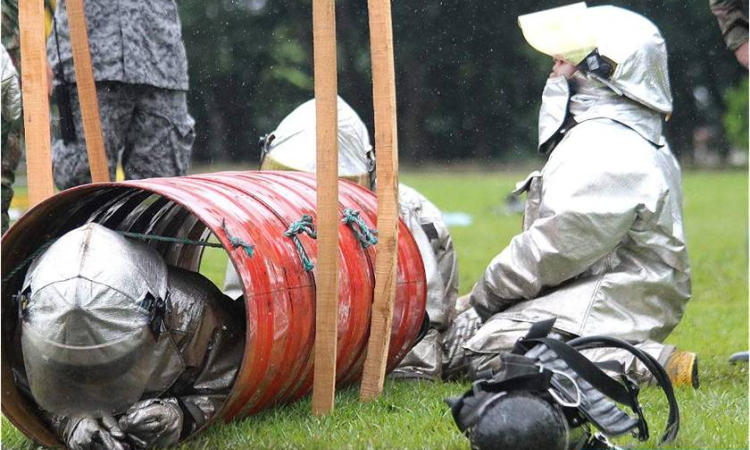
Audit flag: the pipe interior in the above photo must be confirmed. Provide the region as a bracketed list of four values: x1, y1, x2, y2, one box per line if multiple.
[2, 185, 242, 446]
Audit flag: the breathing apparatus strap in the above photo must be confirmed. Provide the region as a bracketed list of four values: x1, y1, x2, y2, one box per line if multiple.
[567, 335, 680, 444]
[514, 320, 679, 444]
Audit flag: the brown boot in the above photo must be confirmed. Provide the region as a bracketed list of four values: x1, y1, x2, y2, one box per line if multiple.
[665, 350, 700, 389]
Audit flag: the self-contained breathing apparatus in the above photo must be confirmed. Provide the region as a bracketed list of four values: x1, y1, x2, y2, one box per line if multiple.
[446, 319, 680, 450]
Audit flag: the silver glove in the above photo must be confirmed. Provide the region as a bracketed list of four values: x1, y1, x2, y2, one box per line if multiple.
[118, 398, 183, 449]
[1, 44, 21, 121]
[66, 416, 129, 450]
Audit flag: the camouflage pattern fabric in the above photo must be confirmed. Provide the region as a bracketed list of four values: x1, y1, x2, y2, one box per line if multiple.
[2, 0, 20, 52]
[710, 0, 749, 51]
[52, 81, 194, 189]
[48, 0, 188, 90]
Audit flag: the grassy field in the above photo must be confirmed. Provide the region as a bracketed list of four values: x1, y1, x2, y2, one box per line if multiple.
[2, 169, 748, 449]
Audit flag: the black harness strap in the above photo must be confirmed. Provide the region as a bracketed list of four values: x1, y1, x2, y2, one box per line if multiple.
[568, 335, 680, 444]
[525, 337, 636, 409]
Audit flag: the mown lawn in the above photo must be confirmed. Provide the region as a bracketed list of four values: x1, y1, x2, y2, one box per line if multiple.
[2, 169, 748, 449]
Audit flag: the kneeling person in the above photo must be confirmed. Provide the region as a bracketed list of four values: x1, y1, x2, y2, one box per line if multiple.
[18, 223, 244, 449]
[223, 97, 459, 380]
[448, 4, 695, 387]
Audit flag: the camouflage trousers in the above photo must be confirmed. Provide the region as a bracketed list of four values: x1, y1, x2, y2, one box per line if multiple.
[443, 307, 674, 384]
[1, 117, 21, 234]
[53, 81, 194, 190]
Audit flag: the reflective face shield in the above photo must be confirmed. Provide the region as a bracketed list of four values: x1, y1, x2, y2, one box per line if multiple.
[518, 2, 596, 67]
[518, 2, 673, 115]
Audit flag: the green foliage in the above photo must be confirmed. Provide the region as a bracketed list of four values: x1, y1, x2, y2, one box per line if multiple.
[724, 77, 749, 150]
[178, 1, 747, 164]
[2, 169, 747, 449]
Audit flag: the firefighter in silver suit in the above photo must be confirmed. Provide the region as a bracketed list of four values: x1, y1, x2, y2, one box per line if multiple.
[445, 4, 697, 387]
[18, 223, 244, 449]
[223, 97, 459, 380]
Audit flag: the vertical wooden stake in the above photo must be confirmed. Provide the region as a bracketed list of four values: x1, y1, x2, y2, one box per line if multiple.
[360, 0, 399, 402]
[20, 0, 54, 206]
[311, 0, 339, 416]
[66, 0, 110, 182]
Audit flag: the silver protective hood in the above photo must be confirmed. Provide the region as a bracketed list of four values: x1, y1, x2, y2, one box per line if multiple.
[520, 3, 673, 115]
[260, 96, 373, 186]
[20, 223, 169, 418]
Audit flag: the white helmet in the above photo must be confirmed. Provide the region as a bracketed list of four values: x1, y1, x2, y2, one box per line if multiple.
[259, 97, 375, 188]
[519, 2, 672, 115]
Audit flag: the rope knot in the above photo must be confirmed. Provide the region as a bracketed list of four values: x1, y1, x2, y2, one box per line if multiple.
[341, 208, 378, 248]
[221, 220, 255, 258]
[285, 215, 317, 271]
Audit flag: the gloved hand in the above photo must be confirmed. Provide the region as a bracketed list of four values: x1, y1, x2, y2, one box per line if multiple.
[1, 44, 21, 121]
[65, 416, 129, 450]
[118, 398, 183, 449]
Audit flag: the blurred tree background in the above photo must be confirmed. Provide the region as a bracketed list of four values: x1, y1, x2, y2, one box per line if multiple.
[178, 0, 749, 166]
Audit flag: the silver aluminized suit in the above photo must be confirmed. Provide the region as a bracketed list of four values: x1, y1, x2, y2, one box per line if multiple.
[18, 224, 243, 449]
[390, 183, 459, 380]
[448, 5, 691, 383]
[224, 97, 459, 380]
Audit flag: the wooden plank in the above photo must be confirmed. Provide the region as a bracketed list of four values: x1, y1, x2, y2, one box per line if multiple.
[311, 0, 339, 416]
[66, 0, 110, 183]
[360, 0, 399, 402]
[20, 0, 54, 206]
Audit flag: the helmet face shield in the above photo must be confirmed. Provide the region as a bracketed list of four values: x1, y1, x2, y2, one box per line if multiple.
[519, 2, 672, 114]
[21, 324, 158, 418]
[518, 2, 596, 66]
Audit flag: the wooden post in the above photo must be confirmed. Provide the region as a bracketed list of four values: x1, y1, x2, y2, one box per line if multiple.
[360, 0, 399, 402]
[20, 0, 54, 206]
[66, 0, 110, 182]
[311, 0, 339, 416]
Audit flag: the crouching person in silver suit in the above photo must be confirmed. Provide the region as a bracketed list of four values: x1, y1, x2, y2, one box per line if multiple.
[445, 4, 698, 388]
[223, 97, 459, 380]
[17, 223, 244, 449]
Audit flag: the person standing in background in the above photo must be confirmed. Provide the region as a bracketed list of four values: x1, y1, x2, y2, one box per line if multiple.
[710, 0, 749, 69]
[711, 0, 749, 364]
[48, 0, 195, 190]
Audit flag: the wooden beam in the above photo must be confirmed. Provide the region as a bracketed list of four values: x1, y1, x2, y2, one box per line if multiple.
[311, 0, 339, 416]
[360, 0, 399, 402]
[66, 0, 110, 183]
[20, 0, 54, 206]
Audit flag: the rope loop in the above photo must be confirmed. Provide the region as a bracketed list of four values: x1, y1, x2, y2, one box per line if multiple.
[220, 220, 255, 258]
[284, 214, 317, 271]
[341, 208, 378, 248]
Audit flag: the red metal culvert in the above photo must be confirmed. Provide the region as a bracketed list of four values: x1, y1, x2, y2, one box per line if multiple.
[1, 171, 426, 447]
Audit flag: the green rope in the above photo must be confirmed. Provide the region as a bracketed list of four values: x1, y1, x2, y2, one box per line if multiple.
[220, 220, 255, 257]
[2, 229, 226, 284]
[118, 231, 224, 249]
[2, 239, 59, 284]
[341, 208, 378, 248]
[284, 214, 317, 272]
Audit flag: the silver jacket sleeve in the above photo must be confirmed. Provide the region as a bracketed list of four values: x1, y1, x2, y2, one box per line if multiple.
[398, 184, 458, 331]
[1, 44, 21, 122]
[160, 266, 245, 436]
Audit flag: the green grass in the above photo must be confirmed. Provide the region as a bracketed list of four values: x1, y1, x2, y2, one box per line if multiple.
[2, 170, 748, 449]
